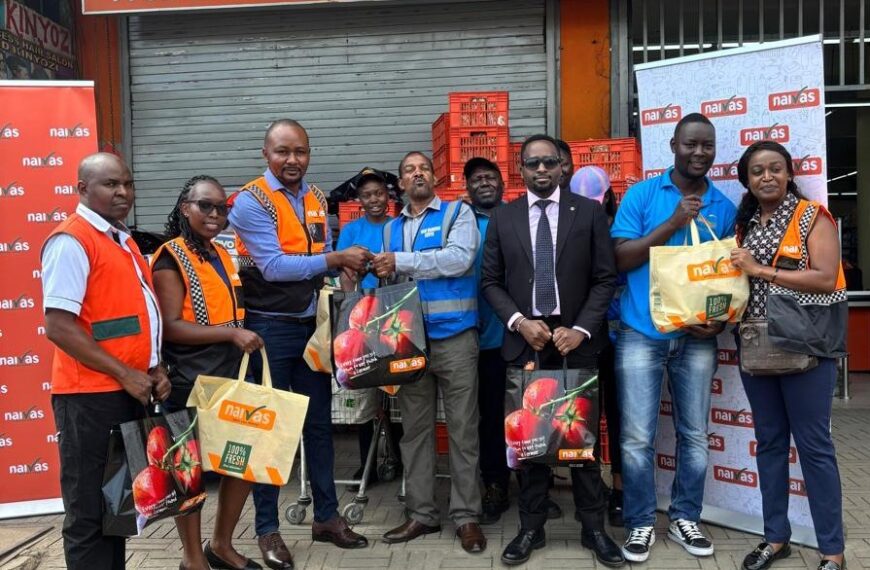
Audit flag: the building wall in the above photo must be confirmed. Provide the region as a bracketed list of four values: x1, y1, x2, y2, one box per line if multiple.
[559, 0, 611, 140]
[73, 9, 123, 155]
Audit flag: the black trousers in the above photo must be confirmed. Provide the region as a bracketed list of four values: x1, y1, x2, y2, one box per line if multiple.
[52, 391, 141, 570]
[597, 342, 622, 475]
[478, 348, 510, 487]
[519, 462, 607, 531]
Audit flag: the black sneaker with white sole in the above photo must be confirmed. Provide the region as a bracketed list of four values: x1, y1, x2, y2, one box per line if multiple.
[621, 526, 655, 562]
[668, 519, 714, 556]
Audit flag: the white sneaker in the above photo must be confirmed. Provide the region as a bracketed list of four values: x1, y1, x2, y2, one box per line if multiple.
[622, 526, 655, 562]
[668, 519, 714, 556]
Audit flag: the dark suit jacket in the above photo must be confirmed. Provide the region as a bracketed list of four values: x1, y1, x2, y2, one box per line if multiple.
[481, 189, 617, 367]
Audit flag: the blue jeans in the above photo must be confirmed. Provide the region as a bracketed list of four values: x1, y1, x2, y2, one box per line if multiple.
[245, 314, 337, 534]
[615, 325, 717, 529]
[740, 358, 844, 555]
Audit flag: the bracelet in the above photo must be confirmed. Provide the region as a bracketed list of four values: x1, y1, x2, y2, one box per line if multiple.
[514, 317, 527, 332]
[770, 268, 779, 284]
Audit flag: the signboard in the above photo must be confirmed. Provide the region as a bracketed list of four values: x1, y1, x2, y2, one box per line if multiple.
[635, 36, 827, 547]
[0, 80, 98, 519]
[82, 0, 391, 14]
[1, 0, 76, 80]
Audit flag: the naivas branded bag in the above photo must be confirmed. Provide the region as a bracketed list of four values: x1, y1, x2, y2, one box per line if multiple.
[504, 359, 599, 466]
[187, 348, 309, 485]
[650, 217, 749, 333]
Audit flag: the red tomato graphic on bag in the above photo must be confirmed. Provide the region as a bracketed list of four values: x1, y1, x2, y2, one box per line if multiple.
[522, 378, 559, 414]
[132, 465, 172, 517]
[505, 409, 545, 449]
[333, 328, 368, 372]
[146, 426, 171, 467]
[380, 309, 416, 356]
[173, 439, 202, 494]
[552, 397, 592, 447]
[349, 295, 381, 331]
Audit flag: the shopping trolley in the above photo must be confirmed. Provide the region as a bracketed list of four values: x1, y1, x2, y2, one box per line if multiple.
[284, 385, 400, 525]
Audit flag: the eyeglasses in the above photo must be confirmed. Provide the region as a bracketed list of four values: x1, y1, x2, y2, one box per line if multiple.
[522, 156, 561, 170]
[185, 200, 231, 216]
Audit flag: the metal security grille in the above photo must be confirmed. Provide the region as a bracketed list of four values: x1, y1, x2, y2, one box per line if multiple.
[631, 0, 867, 88]
[124, 0, 549, 230]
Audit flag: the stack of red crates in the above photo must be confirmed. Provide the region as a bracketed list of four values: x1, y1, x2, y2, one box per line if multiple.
[568, 138, 642, 203]
[432, 92, 510, 202]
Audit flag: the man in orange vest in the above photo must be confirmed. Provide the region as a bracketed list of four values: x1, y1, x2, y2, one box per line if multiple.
[229, 119, 372, 570]
[41, 152, 171, 570]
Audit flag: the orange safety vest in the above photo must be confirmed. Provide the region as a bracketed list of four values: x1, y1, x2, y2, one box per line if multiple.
[233, 176, 329, 313]
[44, 213, 154, 394]
[772, 199, 847, 290]
[151, 237, 245, 327]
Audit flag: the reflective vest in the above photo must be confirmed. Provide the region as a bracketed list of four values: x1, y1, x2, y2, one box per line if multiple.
[44, 213, 154, 394]
[233, 176, 328, 313]
[474, 209, 504, 350]
[151, 237, 246, 391]
[383, 200, 478, 340]
[766, 199, 848, 358]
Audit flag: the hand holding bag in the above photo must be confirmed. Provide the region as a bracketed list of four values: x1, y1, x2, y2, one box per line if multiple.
[187, 348, 309, 485]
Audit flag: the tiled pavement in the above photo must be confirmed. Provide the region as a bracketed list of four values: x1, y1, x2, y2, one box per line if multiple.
[3, 379, 869, 570]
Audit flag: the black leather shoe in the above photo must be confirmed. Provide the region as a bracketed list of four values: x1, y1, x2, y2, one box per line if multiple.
[742, 543, 791, 570]
[205, 541, 263, 570]
[545, 497, 562, 519]
[311, 516, 368, 549]
[501, 528, 546, 566]
[382, 519, 441, 544]
[581, 528, 625, 567]
[257, 532, 293, 570]
[480, 483, 510, 525]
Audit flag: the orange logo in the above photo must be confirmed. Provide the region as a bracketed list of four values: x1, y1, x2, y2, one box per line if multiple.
[640, 104, 682, 125]
[687, 257, 742, 281]
[769, 88, 820, 111]
[389, 357, 426, 374]
[701, 96, 747, 118]
[218, 400, 276, 431]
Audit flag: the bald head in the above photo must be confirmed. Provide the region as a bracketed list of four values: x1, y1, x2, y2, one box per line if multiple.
[78, 152, 129, 184]
[77, 152, 135, 223]
[264, 119, 306, 147]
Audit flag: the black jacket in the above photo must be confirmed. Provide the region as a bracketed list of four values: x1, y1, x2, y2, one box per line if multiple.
[481, 190, 617, 367]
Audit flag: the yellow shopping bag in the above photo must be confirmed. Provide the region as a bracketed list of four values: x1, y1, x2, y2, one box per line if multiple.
[304, 285, 335, 373]
[187, 348, 309, 486]
[649, 217, 749, 334]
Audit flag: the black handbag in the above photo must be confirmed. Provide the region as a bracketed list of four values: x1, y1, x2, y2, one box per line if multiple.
[738, 318, 818, 376]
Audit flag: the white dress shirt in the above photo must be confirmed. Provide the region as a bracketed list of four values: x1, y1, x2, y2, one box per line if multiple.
[507, 187, 590, 339]
[41, 203, 162, 368]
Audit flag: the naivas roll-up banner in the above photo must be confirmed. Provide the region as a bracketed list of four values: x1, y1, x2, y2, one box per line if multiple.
[0, 80, 98, 519]
[634, 36, 826, 547]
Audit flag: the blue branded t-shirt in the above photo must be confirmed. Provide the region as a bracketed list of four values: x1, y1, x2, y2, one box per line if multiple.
[336, 216, 389, 289]
[610, 167, 738, 340]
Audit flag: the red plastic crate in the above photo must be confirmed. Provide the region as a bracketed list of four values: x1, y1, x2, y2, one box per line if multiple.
[508, 142, 523, 188]
[503, 187, 525, 202]
[431, 113, 449, 154]
[433, 127, 509, 184]
[337, 200, 400, 228]
[434, 181, 467, 202]
[447, 91, 509, 129]
[568, 138, 642, 186]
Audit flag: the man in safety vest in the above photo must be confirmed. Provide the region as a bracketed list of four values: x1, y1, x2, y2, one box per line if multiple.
[372, 151, 487, 554]
[41, 152, 171, 570]
[228, 119, 371, 570]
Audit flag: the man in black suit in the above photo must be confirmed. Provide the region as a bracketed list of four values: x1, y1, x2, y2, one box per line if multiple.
[481, 134, 623, 567]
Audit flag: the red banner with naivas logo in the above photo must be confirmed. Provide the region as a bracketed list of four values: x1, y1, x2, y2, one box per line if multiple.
[0, 80, 97, 519]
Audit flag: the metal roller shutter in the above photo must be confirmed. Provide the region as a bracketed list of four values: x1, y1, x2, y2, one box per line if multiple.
[125, 0, 549, 230]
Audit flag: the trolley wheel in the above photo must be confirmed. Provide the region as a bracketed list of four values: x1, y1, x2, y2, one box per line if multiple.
[377, 463, 398, 482]
[342, 502, 365, 525]
[285, 504, 307, 525]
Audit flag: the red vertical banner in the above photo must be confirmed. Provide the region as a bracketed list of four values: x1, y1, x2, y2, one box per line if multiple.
[0, 80, 98, 518]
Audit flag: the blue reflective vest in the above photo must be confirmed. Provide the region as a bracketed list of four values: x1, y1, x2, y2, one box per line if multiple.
[474, 209, 504, 351]
[384, 201, 478, 340]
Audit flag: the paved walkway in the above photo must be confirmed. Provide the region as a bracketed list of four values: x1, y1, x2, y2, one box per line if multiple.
[3, 379, 870, 570]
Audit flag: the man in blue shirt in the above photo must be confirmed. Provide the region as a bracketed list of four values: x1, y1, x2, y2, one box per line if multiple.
[228, 119, 372, 570]
[610, 113, 737, 564]
[336, 168, 392, 289]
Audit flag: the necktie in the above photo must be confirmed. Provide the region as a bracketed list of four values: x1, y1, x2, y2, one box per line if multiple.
[534, 200, 556, 316]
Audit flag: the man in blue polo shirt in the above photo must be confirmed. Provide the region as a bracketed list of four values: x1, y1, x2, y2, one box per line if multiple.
[610, 113, 736, 564]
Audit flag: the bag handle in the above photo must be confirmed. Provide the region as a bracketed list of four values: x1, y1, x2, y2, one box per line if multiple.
[531, 353, 570, 390]
[236, 347, 274, 389]
[684, 215, 720, 247]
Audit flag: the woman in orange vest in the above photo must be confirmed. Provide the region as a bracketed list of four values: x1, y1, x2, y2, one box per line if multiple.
[730, 141, 846, 570]
[152, 175, 264, 570]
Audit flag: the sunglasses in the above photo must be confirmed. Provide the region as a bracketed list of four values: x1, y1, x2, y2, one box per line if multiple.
[522, 156, 562, 170]
[185, 200, 231, 216]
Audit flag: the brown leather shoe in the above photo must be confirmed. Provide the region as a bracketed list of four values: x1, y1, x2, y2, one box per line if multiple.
[311, 516, 368, 549]
[256, 532, 293, 570]
[456, 522, 487, 554]
[382, 519, 442, 544]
